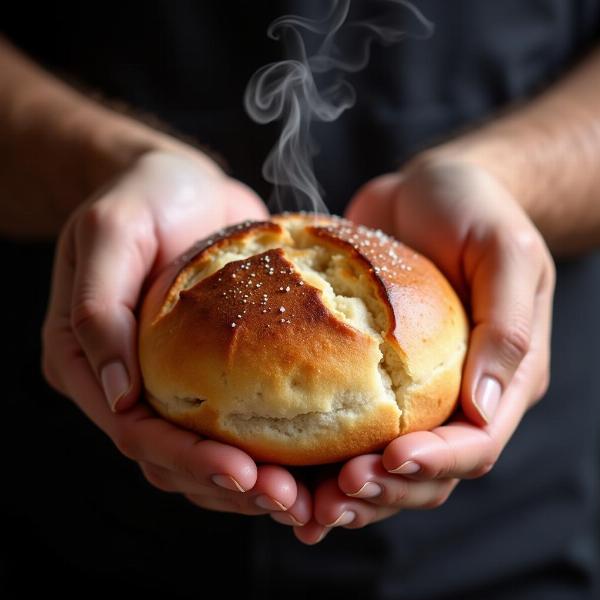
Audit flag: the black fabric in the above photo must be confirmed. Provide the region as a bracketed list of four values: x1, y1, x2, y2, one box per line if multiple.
[2, 2, 600, 598]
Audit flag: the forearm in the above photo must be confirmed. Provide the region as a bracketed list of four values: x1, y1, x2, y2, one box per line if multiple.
[0, 36, 220, 238]
[426, 45, 600, 255]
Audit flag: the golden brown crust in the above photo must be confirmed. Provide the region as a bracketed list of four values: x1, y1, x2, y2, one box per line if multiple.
[139, 213, 468, 465]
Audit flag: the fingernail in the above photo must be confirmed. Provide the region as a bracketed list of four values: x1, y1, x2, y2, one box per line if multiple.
[313, 528, 329, 544]
[255, 494, 287, 511]
[474, 376, 502, 423]
[100, 361, 130, 412]
[325, 511, 356, 528]
[271, 512, 306, 527]
[388, 460, 421, 475]
[211, 474, 246, 493]
[346, 482, 382, 499]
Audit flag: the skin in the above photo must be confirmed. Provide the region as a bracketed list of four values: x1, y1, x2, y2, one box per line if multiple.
[295, 162, 555, 543]
[1, 33, 599, 545]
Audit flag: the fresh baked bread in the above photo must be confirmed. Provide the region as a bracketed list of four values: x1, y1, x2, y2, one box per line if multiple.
[138, 213, 468, 465]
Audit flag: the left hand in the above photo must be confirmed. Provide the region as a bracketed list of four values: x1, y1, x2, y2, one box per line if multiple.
[42, 151, 311, 526]
[290, 154, 555, 544]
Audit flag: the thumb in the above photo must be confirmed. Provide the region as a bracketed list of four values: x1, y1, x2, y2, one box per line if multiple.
[222, 178, 270, 224]
[461, 229, 542, 425]
[344, 174, 397, 235]
[70, 202, 157, 413]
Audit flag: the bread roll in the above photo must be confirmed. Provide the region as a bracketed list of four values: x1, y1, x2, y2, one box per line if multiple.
[138, 213, 469, 465]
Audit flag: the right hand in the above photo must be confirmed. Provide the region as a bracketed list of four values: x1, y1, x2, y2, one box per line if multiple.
[294, 154, 556, 544]
[42, 150, 311, 524]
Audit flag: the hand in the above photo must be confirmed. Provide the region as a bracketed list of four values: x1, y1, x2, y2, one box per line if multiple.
[293, 154, 555, 544]
[42, 150, 311, 524]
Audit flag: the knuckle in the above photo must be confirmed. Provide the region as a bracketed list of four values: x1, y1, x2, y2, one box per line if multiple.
[70, 297, 108, 333]
[511, 229, 540, 256]
[79, 204, 127, 238]
[386, 480, 408, 505]
[491, 322, 531, 367]
[439, 450, 458, 479]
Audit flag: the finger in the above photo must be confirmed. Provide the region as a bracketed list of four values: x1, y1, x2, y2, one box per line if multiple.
[382, 373, 537, 481]
[69, 172, 269, 413]
[293, 520, 329, 545]
[317, 477, 459, 531]
[160, 465, 298, 511]
[42, 221, 78, 393]
[380, 424, 497, 480]
[138, 460, 251, 496]
[377, 247, 554, 482]
[49, 342, 258, 495]
[71, 197, 157, 412]
[271, 481, 312, 527]
[145, 164, 267, 271]
[461, 227, 545, 425]
[344, 174, 398, 237]
[115, 416, 258, 492]
[523, 261, 555, 404]
[313, 479, 366, 528]
[339, 454, 460, 507]
[313, 479, 375, 529]
[145, 463, 299, 518]
[222, 178, 270, 225]
[139, 461, 212, 494]
[141, 460, 299, 513]
[186, 465, 302, 520]
[249, 464, 298, 512]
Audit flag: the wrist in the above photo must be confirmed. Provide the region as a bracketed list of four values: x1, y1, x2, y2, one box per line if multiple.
[412, 129, 539, 215]
[414, 94, 600, 253]
[48, 102, 224, 207]
[8, 94, 223, 236]
[0, 35, 224, 238]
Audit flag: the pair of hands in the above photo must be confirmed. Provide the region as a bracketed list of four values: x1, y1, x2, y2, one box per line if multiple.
[42, 150, 555, 545]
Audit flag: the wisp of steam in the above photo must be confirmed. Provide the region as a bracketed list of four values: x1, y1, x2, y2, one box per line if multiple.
[244, 0, 433, 214]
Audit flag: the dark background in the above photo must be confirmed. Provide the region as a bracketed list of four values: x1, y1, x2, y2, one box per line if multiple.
[2, 1, 600, 598]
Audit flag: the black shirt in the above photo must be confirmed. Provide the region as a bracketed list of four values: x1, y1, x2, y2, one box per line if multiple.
[2, 2, 600, 599]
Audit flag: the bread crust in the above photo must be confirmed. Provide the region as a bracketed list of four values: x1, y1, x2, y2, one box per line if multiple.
[139, 214, 468, 465]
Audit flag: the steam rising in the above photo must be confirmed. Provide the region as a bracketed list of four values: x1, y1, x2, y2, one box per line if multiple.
[244, 0, 433, 213]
